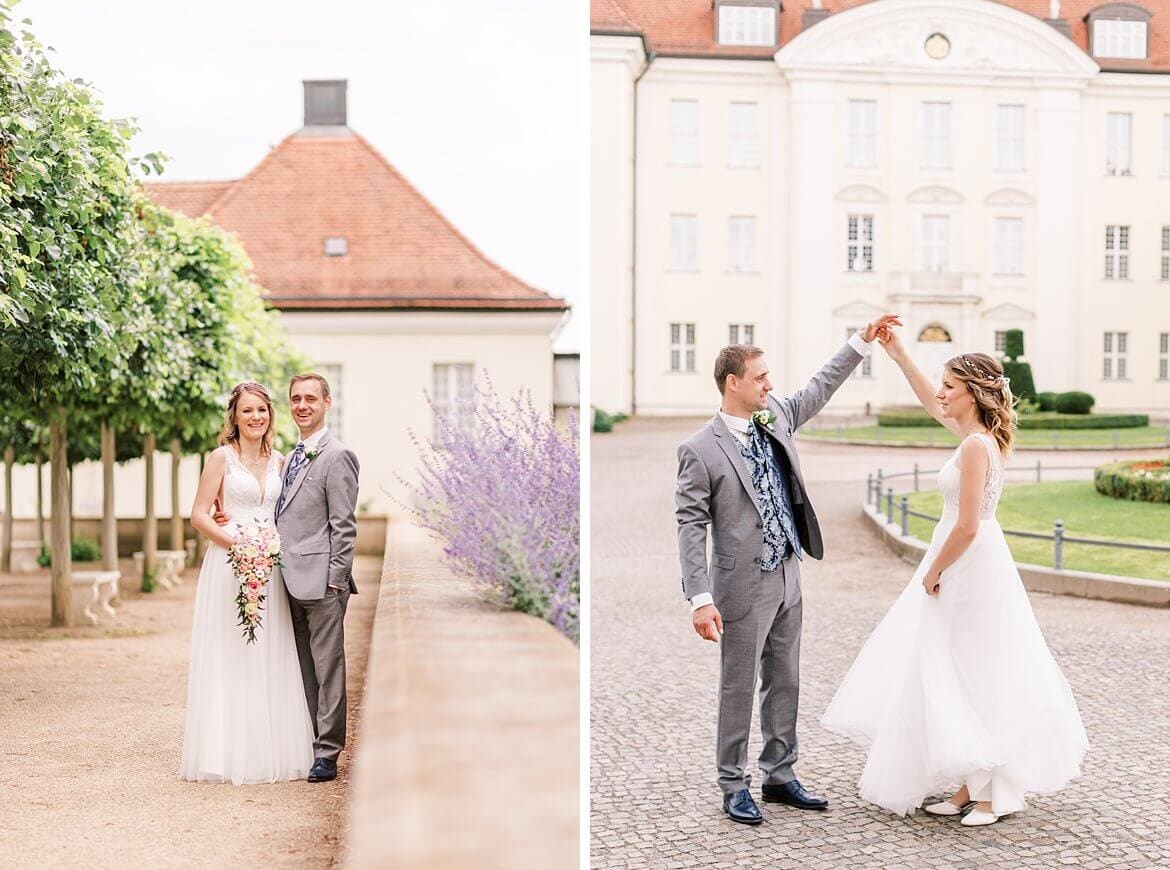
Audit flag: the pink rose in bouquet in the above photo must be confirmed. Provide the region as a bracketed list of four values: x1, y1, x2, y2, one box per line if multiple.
[226, 520, 283, 644]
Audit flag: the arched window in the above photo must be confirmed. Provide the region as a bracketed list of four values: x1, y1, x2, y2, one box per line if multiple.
[918, 324, 952, 342]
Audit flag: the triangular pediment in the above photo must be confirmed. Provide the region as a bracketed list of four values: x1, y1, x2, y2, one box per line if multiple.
[907, 185, 964, 205]
[985, 188, 1036, 207]
[835, 184, 888, 203]
[832, 299, 887, 319]
[776, 0, 1099, 78]
[980, 302, 1035, 320]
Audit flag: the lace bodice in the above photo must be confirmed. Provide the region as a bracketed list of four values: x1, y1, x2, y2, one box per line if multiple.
[220, 445, 281, 524]
[938, 433, 1004, 520]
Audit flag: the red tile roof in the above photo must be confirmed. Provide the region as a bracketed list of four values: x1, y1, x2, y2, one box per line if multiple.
[145, 130, 565, 311]
[592, 0, 1170, 71]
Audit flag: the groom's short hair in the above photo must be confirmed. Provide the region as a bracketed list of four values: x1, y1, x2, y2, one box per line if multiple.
[715, 345, 764, 394]
[289, 372, 331, 400]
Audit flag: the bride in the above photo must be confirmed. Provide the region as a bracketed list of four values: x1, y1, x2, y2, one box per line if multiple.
[179, 381, 314, 784]
[821, 330, 1087, 826]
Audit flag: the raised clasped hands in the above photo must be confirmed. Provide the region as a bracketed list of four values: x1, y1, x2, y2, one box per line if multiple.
[862, 313, 903, 344]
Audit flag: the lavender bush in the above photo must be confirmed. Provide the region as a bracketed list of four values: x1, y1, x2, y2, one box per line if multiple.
[402, 380, 580, 642]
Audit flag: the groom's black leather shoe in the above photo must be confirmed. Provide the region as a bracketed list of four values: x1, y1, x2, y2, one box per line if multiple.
[761, 780, 828, 810]
[307, 758, 337, 783]
[722, 789, 764, 825]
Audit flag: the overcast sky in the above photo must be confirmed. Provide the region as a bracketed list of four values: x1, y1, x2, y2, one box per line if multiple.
[16, 0, 584, 346]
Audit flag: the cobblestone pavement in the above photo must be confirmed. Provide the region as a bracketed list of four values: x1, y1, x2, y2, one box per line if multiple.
[590, 418, 1170, 869]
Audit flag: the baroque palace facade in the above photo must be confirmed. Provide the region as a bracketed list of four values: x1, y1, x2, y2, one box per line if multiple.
[592, 0, 1170, 415]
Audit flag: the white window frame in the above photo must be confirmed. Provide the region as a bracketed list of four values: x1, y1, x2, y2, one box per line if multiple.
[432, 363, 475, 439]
[846, 100, 877, 168]
[727, 216, 757, 273]
[670, 99, 699, 165]
[920, 214, 950, 272]
[1093, 19, 1147, 59]
[992, 217, 1025, 276]
[1106, 112, 1132, 176]
[670, 323, 696, 373]
[1159, 332, 1169, 381]
[728, 324, 755, 345]
[729, 102, 759, 168]
[994, 331, 1008, 357]
[995, 104, 1026, 171]
[921, 102, 952, 170]
[669, 215, 698, 272]
[1162, 115, 1170, 177]
[1162, 226, 1170, 281]
[717, 5, 776, 46]
[846, 214, 874, 273]
[1102, 332, 1128, 380]
[1105, 225, 1129, 279]
[324, 236, 348, 257]
[846, 327, 873, 378]
[315, 364, 344, 440]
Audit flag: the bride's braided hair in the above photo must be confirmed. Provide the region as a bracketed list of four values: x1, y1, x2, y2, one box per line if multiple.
[944, 352, 1018, 457]
[217, 381, 276, 456]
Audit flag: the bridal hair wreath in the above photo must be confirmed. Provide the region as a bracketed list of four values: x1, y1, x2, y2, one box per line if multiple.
[217, 381, 276, 456]
[945, 352, 1018, 457]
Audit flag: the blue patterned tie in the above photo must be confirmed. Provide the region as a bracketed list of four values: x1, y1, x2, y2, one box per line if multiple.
[743, 422, 801, 570]
[277, 443, 307, 515]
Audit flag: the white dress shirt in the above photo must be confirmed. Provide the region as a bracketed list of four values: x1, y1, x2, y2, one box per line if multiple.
[689, 333, 873, 613]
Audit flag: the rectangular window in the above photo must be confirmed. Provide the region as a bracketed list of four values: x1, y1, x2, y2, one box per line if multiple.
[670, 99, 699, 164]
[993, 217, 1024, 275]
[729, 102, 759, 167]
[846, 99, 877, 167]
[729, 324, 755, 345]
[1162, 116, 1170, 176]
[846, 214, 874, 272]
[921, 102, 952, 169]
[995, 104, 1025, 171]
[846, 327, 873, 377]
[1093, 19, 1147, 59]
[994, 331, 1007, 356]
[315, 364, 343, 440]
[1105, 113, 1132, 176]
[728, 216, 756, 272]
[920, 214, 950, 272]
[432, 363, 475, 438]
[669, 215, 698, 271]
[1102, 332, 1128, 380]
[323, 236, 348, 257]
[670, 323, 696, 373]
[1162, 226, 1169, 281]
[1159, 332, 1169, 381]
[717, 5, 776, 46]
[1104, 225, 1129, 279]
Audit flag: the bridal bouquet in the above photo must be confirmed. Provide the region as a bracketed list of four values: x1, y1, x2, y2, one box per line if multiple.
[226, 521, 282, 644]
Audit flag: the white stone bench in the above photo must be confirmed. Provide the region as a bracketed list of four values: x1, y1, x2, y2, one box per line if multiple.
[71, 570, 121, 625]
[132, 550, 188, 589]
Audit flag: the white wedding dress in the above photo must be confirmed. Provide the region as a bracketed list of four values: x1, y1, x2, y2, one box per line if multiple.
[821, 434, 1088, 816]
[179, 445, 314, 784]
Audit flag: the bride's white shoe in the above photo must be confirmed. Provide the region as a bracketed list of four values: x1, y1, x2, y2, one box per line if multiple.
[923, 800, 968, 817]
[960, 808, 1000, 827]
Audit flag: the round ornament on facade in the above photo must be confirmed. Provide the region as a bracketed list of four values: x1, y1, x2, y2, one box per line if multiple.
[925, 32, 950, 60]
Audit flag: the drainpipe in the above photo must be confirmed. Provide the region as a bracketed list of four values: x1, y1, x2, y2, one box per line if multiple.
[629, 43, 652, 415]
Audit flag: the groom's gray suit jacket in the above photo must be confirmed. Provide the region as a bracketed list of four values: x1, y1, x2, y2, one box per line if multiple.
[276, 430, 360, 600]
[675, 342, 863, 621]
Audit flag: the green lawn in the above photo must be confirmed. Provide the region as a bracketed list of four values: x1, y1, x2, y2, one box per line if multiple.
[902, 480, 1170, 581]
[805, 424, 1170, 448]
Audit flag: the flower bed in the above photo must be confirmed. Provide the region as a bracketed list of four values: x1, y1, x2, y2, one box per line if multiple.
[1094, 459, 1170, 504]
[876, 407, 1148, 429]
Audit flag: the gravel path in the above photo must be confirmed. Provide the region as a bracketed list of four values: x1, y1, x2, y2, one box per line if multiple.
[0, 554, 382, 869]
[590, 418, 1170, 868]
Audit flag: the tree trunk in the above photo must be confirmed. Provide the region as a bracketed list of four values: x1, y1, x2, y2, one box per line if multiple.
[35, 452, 44, 546]
[142, 432, 157, 590]
[2, 446, 13, 574]
[170, 438, 183, 552]
[50, 408, 72, 626]
[101, 423, 118, 572]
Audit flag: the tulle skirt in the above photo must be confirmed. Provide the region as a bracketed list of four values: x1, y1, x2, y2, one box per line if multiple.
[179, 541, 315, 784]
[821, 515, 1088, 815]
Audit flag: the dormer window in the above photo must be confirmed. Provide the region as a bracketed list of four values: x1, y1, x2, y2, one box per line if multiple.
[324, 236, 348, 257]
[716, 2, 778, 47]
[1087, 4, 1151, 60]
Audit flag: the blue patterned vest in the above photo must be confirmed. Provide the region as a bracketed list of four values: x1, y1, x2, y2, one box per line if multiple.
[737, 421, 802, 571]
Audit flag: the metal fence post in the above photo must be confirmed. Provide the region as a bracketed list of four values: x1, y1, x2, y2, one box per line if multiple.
[900, 495, 909, 536]
[886, 488, 894, 524]
[866, 473, 873, 506]
[876, 468, 883, 499]
[913, 463, 920, 492]
[928, 430, 935, 448]
[1053, 520, 1064, 571]
[1051, 431, 1059, 449]
[1036, 459, 1042, 483]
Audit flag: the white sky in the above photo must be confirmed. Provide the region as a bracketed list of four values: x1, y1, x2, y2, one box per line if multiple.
[15, 0, 584, 346]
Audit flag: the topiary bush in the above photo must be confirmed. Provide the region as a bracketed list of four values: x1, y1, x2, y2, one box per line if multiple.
[1095, 459, 1170, 503]
[1054, 391, 1095, 415]
[1035, 391, 1058, 412]
[592, 408, 629, 433]
[1001, 329, 1037, 401]
[36, 537, 103, 567]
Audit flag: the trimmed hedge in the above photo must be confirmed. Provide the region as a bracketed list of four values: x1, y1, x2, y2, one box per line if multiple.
[1095, 460, 1170, 504]
[592, 408, 629, 433]
[1002, 361, 1036, 401]
[1036, 392, 1058, 412]
[1054, 391, 1095, 415]
[876, 407, 1148, 430]
[876, 407, 944, 427]
[36, 537, 103, 568]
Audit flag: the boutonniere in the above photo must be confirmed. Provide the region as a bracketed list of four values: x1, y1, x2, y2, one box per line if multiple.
[305, 446, 321, 461]
[751, 409, 776, 430]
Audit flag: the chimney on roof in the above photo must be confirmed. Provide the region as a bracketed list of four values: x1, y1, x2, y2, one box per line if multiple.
[303, 80, 347, 127]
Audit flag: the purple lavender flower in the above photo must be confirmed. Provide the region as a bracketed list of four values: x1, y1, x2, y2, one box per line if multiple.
[400, 376, 580, 642]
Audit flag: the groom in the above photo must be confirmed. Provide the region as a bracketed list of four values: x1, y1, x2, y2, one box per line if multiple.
[675, 315, 900, 824]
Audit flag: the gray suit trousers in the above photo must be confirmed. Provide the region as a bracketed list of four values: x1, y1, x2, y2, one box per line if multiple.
[716, 554, 802, 796]
[289, 587, 349, 761]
